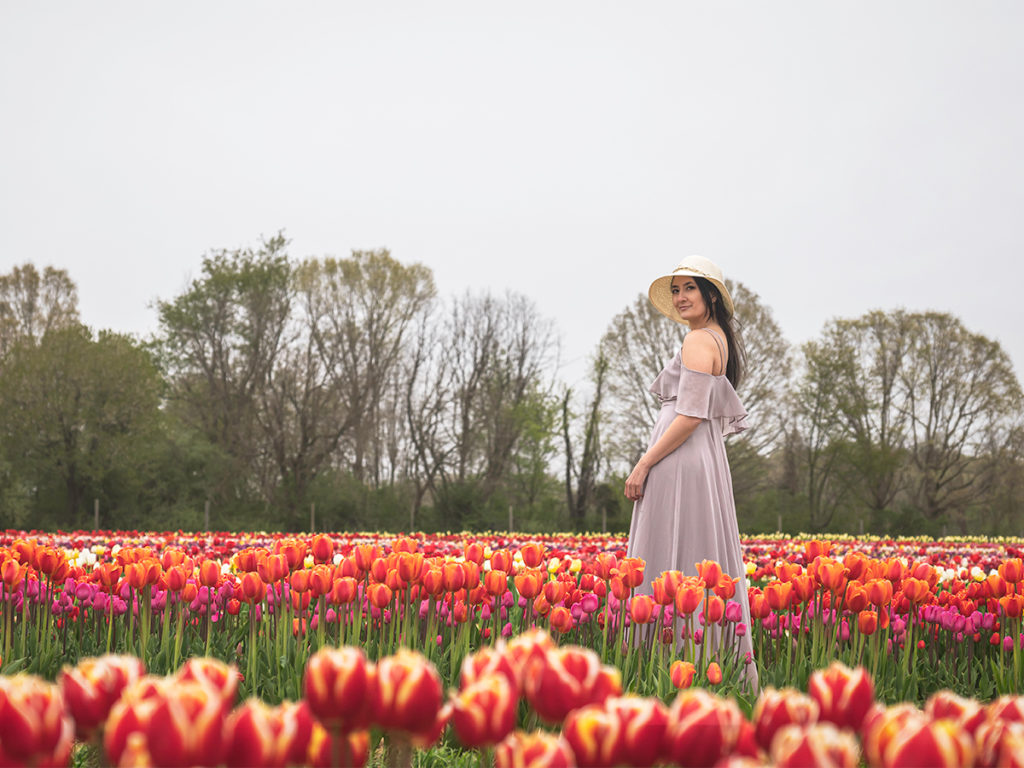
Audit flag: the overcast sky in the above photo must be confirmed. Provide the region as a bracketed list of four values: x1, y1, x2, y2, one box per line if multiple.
[2, 3, 1022, 386]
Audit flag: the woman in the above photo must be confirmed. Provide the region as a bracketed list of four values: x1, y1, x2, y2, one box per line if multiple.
[624, 255, 758, 690]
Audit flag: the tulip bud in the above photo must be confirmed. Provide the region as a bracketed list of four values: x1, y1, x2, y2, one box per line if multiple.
[177, 657, 240, 714]
[706, 662, 723, 685]
[460, 644, 518, 691]
[807, 661, 875, 731]
[752, 687, 820, 751]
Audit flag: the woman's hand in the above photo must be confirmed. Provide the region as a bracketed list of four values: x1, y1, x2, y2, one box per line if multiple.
[624, 459, 650, 501]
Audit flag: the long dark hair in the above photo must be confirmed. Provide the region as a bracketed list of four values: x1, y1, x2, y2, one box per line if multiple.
[694, 277, 745, 390]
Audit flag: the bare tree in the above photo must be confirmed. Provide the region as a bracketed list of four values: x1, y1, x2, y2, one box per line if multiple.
[900, 312, 1023, 526]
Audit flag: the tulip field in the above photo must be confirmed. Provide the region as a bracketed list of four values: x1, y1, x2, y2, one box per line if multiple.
[1, 530, 1023, 766]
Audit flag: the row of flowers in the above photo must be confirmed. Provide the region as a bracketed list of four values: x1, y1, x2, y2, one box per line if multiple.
[2, 533, 1023, 705]
[3, 638, 1023, 767]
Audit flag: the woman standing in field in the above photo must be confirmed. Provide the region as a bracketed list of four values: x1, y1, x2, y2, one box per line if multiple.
[624, 255, 758, 690]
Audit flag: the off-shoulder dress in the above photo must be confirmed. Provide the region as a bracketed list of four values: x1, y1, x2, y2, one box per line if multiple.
[625, 330, 759, 689]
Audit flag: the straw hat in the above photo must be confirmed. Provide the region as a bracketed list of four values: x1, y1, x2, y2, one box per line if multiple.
[648, 255, 734, 324]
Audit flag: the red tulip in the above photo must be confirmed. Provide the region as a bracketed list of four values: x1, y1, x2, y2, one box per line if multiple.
[523, 645, 621, 723]
[764, 580, 794, 611]
[177, 657, 240, 713]
[303, 646, 372, 732]
[880, 713, 974, 767]
[460, 644, 518, 691]
[307, 723, 370, 768]
[311, 534, 335, 565]
[674, 578, 705, 615]
[329, 576, 358, 606]
[924, 690, 986, 736]
[222, 699, 290, 767]
[807, 662, 875, 731]
[370, 648, 443, 736]
[663, 688, 758, 767]
[495, 730, 575, 768]
[771, 722, 860, 768]
[563, 701, 623, 767]
[490, 549, 514, 574]
[451, 672, 518, 748]
[549, 605, 575, 634]
[0, 674, 74, 766]
[975, 719, 1024, 768]
[485, 569, 510, 598]
[239, 571, 265, 603]
[59, 654, 146, 740]
[752, 686, 820, 751]
[612, 695, 668, 768]
[706, 662, 723, 685]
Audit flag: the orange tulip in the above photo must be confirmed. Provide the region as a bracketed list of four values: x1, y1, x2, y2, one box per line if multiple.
[398, 552, 425, 584]
[1000, 594, 1024, 618]
[514, 569, 545, 600]
[706, 662, 723, 685]
[713, 574, 739, 601]
[329, 576, 358, 606]
[367, 583, 393, 610]
[485, 569, 509, 598]
[765, 580, 794, 611]
[309, 564, 334, 598]
[198, 559, 220, 588]
[519, 542, 545, 568]
[999, 558, 1024, 585]
[163, 564, 188, 593]
[804, 539, 832, 561]
[987, 573, 1009, 599]
[490, 549, 514, 574]
[464, 542, 485, 565]
[629, 595, 655, 625]
[258, 553, 289, 584]
[619, 558, 646, 588]
[865, 578, 894, 608]
[275, 539, 308, 570]
[421, 567, 445, 597]
[813, 557, 848, 594]
[845, 582, 869, 613]
[902, 577, 932, 606]
[462, 561, 482, 590]
[775, 561, 803, 582]
[233, 548, 260, 573]
[239, 572, 265, 603]
[160, 548, 188, 571]
[858, 610, 878, 636]
[595, 553, 618, 581]
[703, 595, 725, 625]
[543, 580, 567, 605]
[790, 574, 816, 605]
[749, 589, 772, 620]
[674, 578, 705, 615]
[353, 544, 380, 573]
[549, 605, 574, 634]
[440, 561, 465, 593]
[694, 560, 722, 589]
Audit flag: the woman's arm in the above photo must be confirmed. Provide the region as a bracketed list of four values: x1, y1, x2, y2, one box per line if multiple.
[623, 413, 702, 501]
[624, 331, 721, 501]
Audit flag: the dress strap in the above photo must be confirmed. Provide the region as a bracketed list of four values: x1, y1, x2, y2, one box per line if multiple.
[700, 328, 727, 376]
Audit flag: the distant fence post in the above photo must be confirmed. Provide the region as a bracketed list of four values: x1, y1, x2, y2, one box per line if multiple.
[94, 498, 99, 531]
[602, 505, 607, 534]
[310, 502, 316, 533]
[777, 513, 782, 533]
[204, 499, 210, 531]
[508, 504, 513, 532]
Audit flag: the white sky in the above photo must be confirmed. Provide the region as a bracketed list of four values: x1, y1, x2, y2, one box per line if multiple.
[2, 3, 1022, 386]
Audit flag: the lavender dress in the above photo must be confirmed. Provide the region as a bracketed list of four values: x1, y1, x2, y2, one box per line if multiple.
[626, 339, 758, 688]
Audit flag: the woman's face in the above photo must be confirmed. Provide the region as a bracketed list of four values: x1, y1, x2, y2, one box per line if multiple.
[671, 276, 707, 323]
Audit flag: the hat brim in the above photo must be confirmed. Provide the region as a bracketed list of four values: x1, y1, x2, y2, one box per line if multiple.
[648, 271, 734, 325]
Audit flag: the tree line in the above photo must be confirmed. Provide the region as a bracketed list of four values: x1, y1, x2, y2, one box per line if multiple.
[1, 238, 1021, 536]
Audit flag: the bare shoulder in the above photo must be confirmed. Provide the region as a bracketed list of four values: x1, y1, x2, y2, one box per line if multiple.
[680, 329, 719, 375]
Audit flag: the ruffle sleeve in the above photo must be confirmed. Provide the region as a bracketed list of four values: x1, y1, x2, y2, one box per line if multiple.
[674, 366, 749, 437]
